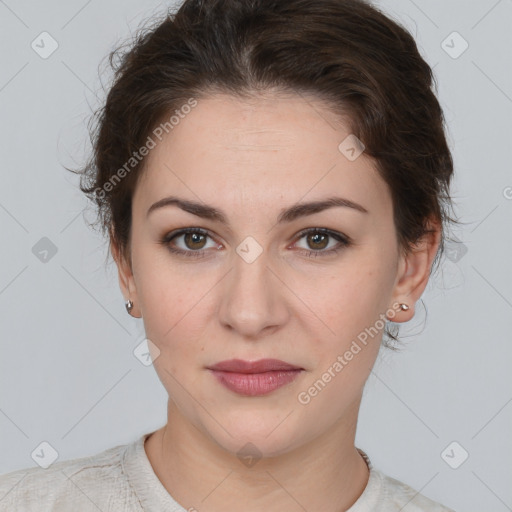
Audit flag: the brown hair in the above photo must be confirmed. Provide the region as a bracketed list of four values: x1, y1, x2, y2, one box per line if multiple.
[71, 0, 460, 348]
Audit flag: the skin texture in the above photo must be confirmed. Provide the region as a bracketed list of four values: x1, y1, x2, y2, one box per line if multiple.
[112, 92, 441, 512]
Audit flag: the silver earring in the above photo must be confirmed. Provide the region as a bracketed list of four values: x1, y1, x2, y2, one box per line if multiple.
[125, 299, 134, 315]
[399, 303, 409, 311]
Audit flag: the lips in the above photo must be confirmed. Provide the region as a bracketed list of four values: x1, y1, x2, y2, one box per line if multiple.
[207, 358, 302, 373]
[207, 359, 304, 396]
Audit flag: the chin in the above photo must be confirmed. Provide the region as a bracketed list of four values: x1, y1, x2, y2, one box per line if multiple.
[203, 417, 306, 460]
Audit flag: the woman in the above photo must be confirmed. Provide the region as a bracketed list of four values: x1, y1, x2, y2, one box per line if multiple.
[0, 0, 459, 510]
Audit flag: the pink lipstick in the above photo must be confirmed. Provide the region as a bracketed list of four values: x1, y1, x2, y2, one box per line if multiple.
[207, 358, 303, 396]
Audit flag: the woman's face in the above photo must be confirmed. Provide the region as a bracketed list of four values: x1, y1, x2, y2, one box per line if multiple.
[116, 92, 432, 457]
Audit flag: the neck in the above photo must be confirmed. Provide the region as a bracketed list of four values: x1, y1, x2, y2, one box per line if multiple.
[144, 397, 370, 512]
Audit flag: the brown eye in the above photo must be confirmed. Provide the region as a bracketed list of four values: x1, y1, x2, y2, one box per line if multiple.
[161, 228, 217, 258]
[183, 232, 207, 250]
[294, 228, 351, 258]
[306, 232, 329, 250]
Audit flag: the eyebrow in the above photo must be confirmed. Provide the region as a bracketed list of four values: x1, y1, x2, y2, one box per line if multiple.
[147, 195, 368, 225]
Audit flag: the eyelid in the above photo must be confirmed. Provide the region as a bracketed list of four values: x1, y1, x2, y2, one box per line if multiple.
[162, 227, 220, 251]
[292, 227, 351, 245]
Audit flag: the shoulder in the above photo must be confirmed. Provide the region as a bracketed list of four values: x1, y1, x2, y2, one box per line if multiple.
[0, 441, 139, 512]
[376, 469, 456, 511]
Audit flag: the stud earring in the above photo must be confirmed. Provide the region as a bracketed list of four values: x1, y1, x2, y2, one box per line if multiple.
[125, 299, 134, 316]
[399, 303, 409, 311]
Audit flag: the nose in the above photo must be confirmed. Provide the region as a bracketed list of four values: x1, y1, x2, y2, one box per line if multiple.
[217, 247, 290, 339]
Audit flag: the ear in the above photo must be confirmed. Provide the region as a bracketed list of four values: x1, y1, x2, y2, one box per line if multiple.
[388, 218, 441, 322]
[110, 237, 143, 318]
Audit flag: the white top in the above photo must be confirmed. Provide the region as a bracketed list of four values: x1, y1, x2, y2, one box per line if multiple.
[0, 431, 455, 511]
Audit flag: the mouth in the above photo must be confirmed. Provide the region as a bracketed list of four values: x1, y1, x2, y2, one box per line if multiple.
[206, 358, 304, 396]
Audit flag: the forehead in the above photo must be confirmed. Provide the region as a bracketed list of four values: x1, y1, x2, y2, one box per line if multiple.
[134, 93, 391, 221]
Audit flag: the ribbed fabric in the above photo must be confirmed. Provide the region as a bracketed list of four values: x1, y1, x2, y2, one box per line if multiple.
[0, 431, 455, 511]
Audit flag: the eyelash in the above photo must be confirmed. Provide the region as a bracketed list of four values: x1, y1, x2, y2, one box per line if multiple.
[160, 227, 351, 259]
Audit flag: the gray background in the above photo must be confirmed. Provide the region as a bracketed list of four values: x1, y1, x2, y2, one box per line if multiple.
[0, 0, 511, 510]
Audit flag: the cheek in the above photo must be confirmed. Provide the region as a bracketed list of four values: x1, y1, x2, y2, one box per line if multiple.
[301, 262, 392, 383]
[297, 276, 384, 411]
[133, 251, 198, 348]
[315, 266, 390, 335]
